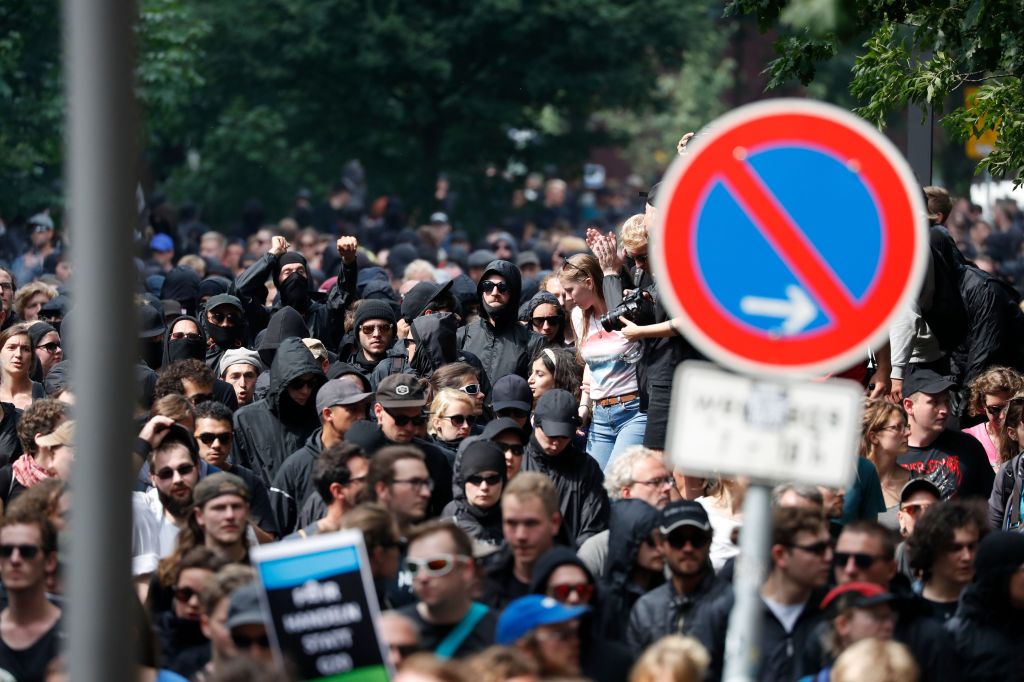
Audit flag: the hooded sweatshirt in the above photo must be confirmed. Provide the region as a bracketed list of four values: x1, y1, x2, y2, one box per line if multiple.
[409, 313, 459, 377]
[161, 266, 201, 317]
[441, 437, 505, 546]
[457, 259, 541, 381]
[598, 499, 663, 640]
[232, 337, 326, 485]
[257, 306, 309, 367]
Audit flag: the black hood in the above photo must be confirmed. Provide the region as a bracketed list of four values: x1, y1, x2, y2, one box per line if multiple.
[409, 312, 458, 376]
[161, 315, 207, 366]
[161, 266, 201, 315]
[529, 546, 596, 594]
[258, 306, 308, 366]
[477, 259, 522, 329]
[267, 336, 326, 415]
[604, 499, 661, 590]
[959, 531, 1024, 625]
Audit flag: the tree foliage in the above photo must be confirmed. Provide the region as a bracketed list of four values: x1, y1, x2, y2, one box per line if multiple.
[725, 0, 1024, 185]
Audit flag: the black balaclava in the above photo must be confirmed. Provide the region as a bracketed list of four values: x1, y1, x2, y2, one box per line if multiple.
[164, 315, 207, 365]
[275, 252, 311, 314]
[139, 339, 163, 370]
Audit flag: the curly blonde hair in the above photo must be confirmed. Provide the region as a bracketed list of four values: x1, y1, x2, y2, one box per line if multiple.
[968, 366, 1024, 418]
[619, 213, 648, 254]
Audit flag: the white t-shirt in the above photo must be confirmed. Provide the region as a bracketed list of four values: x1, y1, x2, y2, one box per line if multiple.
[763, 596, 806, 634]
[697, 496, 741, 570]
[572, 307, 640, 400]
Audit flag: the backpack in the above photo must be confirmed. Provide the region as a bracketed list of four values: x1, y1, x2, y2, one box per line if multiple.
[922, 229, 969, 354]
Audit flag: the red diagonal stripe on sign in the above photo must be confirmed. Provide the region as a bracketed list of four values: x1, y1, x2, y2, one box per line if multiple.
[717, 157, 859, 322]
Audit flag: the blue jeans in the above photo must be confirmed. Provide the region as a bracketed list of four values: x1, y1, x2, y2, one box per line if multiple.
[587, 398, 647, 471]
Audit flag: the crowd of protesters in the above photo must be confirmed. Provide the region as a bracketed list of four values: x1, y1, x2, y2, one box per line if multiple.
[1, 166, 1024, 682]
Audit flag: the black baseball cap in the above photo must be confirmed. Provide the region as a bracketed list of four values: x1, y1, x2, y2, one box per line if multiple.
[375, 374, 428, 408]
[658, 500, 712, 535]
[204, 293, 244, 314]
[534, 389, 578, 439]
[899, 478, 941, 504]
[492, 375, 533, 413]
[401, 280, 454, 322]
[902, 366, 956, 397]
[482, 417, 528, 443]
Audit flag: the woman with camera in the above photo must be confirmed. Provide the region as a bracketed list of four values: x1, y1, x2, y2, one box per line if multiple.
[558, 253, 647, 470]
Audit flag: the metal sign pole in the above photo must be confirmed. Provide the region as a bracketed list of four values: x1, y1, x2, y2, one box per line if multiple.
[65, 0, 139, 679]
[721, 484, 771, 682]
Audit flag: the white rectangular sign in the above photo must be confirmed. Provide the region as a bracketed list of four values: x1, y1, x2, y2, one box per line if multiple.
[666, 362, 862, 488]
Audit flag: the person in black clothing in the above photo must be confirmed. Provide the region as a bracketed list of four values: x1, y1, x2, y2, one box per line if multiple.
[691, 507, 831, 682]
[597, 498, 664, 641]
[627, 500, 729, 651]
[255, 306, 309, 369]
[520, 390, 608, 547]
[946, 531, 1024, 681]
[231, 337, 326, 485]
[518, 292, 567, 349]
[289, 442, 369, 539]
[339, 300, 397, 375]
[397, 521, 498, 659]
[161, 265, 201, 318]
[906, 499, 988, 621]
[201, 294, 249, 372]
[898, 366, 993, 499]
[442, 439, 506, 547]
[458, 259, 541, 381]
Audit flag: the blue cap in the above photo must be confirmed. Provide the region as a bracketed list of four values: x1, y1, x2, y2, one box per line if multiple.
[150, 233, 174, 252]
[496, 595, 589, 645]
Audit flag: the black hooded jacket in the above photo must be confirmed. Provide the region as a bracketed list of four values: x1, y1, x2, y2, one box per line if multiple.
[268, 427, 325, 535]
[457, 260, 542, 380]
[409, 313, 459, 377]
[441, 437, 504, 546]
[946, 532, 1024, 681]
[520, 434, 609, 547]
[597, 499, 664, 640]
[161, 315, 239, 411]
[231, 337, 325, 485]
[161, 266, 200, 316]
[257, 306, 309, 367]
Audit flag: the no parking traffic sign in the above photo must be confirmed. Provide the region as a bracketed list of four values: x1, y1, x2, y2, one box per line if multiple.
[651, 99, 928, 378]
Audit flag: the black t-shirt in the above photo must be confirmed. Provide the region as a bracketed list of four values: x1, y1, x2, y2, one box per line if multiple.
[0, 617, 62, 682]
[397, 603, 497, 659]
[921, 597, 958, 622]
[898, 430, 994, 500]
[0, 403, 21, 469]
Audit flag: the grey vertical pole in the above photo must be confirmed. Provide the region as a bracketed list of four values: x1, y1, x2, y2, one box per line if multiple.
[907, 50, 934, 186]
[65, 0, 138, 679]
[721, 484, 771, 682]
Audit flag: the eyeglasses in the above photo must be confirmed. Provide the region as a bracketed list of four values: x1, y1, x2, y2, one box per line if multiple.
[392, 477, 433, 492]
[170, 332, 203, 342]
[231, 633, 271, 649]
[403, 554, 468, 577]
[289, 378, 319, 390]
[531, 315, 563, 328]
[481, 280, 509, 295]
[878, 423, 910, 433]
[549, 583, 594, 603]
[633, 475, 676, 490]
[666, 530, 711, 550]
[189, 393, 215, 405]
[833, 551, 883, 570]
[459, 384, 481, 396]
[174, 586, 201, 603]
[788, 540, 832, 556]
[466, 473, 502, 486]
[385, 410, 428, 427]
[986, 403, 1009, 417]
[155, 462, 196, 481]
[197, 432, 233, 446]
[0, 544, 41, 560]
[497, 408, 529, 420]
[37, 342, 61, 354]
[900, 502, 935, 516]
[360, 323, 392, 336]
[0, 283, 13, 292]
[442, 414, 476, 428]
[208, 311, 241, 325]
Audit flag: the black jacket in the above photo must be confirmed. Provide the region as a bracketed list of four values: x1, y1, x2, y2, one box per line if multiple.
[690, 587, 824, 682]
[597, 499, 663, 640]
[161, 314, 239, 410]
[520, 434, 609, 547]
[231, 337, 326, 485]
[457, 259, 542, 381]
[954, 265, 1024, 384]
[626, 567, 729, 651]
[441, 437, 503, 547]
[269, 427, 325, 535]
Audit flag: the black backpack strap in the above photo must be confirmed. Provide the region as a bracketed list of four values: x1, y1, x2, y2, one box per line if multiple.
[1008, 459, 1023, 530]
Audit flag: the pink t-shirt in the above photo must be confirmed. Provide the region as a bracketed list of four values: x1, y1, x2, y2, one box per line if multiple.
[962, 422, 999, 467]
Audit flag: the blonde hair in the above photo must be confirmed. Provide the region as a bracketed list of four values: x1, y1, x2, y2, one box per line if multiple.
[14, 282, 57, 320]
[177, 254, 206, 279]
[503, 471, 560, 517]
[629, 635, 710, 682]
[620, 214, 648, 253]
[428, 388, 475, 437]
[403, 259, 436, 283]
[831, 639, 918, 682]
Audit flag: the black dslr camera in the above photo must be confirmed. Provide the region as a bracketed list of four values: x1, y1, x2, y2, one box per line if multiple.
[598, 289, 654, 332]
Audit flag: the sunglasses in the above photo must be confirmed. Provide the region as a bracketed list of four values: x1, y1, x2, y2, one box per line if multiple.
[666, 530, 711, 550]
[900, 502, 934, 516]
[37, 342, 61, 354]
[0, 544, 41, 560]
[403, 554, 468, 577]
[443, 414, 476, 428]
[208, 311, 241, 325]
[388, 643, 419, 659]
[497, 408, 528, 420]
[501, 443, 525, 456]
[289, 378, 319, 390]
[385, 410, 428, 427]
[231, 633, 271, 649]
[197, 432, 233, 446]
[986, 403, 1009, 417]
[360, 323, 392, 336]
[170, 332, 203, 342]
[466, 473, 502, 486]
[459, 384, 481, 396]
[549, 582, 594, 603]
[833, 551, 882, 570]
[32, 224, 52, 233]
[788, 540, 832, 556]
[481, 280, 510, 295]
[189, 393, 216, 405]
[155, 462, 196, 481]
[631, 252, 649, 265]
[531, 315, 563, 328]
[174, 586, 201, 603]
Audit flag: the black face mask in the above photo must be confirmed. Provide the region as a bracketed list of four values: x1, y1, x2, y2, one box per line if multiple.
[207, 323, 243, 350]
[167, 337, 206, 364]
[140, 340, 163, 370]
[279, 273, 310, 313]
